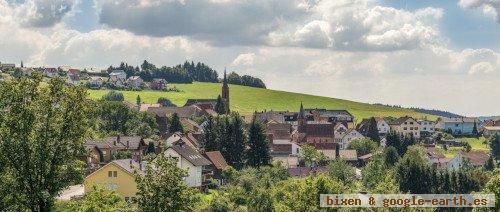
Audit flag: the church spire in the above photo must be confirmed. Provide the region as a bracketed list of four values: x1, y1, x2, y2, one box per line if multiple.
[221, 67, 230, 113]
[298, 101, 305, 119]
[223, 67, 227, 85]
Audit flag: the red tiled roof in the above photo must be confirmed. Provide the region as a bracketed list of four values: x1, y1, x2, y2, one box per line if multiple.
[461, 151, 489, 166]
[204, 151, 228, 170]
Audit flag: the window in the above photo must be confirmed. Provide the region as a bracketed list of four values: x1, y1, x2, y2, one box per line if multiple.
[108, 171, 117, 177]
[403, 127, 407, 130]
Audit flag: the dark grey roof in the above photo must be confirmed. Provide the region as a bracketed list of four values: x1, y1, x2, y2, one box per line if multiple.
[184, 99, 217, 107]
[170, 145, 212, 166]
[147, 106, 201, 118]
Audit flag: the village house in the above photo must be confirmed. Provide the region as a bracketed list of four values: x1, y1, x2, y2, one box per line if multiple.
[127, 76, 144, 89]
[333, 123, 348, 142]
[482, 117, 500, 137]
[447, 151, 489, 170]
[435, 117, 478, 135]
[356, 117, 390, 135]
[163, 143, 212, 188]
[84, 136, 156, 167]
[202, 151, 228, 186]
[292, 103, 336, 144]
[109, 70, 127, 87]
[67, 69, 81, 85]
[147, 106, 204, 135]
[84, 159, 144, 202]
[89, 76, 104, 88]
[44, 67, 58, 78]
[181, 118, 202, 133]
[418, 119, 436, 137]
[425, 146, 450, 168]
[389, 116, 421, 138]
[150, 78, 168, 90]
[303, 108, 355, 129]
[0, 63, 15, 70]
[339, 129, 364, 150]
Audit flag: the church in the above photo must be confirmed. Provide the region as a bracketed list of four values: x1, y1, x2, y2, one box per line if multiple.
[184, 69, 230, 114]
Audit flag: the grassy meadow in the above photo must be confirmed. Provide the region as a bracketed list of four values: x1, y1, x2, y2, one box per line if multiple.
[87, 82, 436, 121]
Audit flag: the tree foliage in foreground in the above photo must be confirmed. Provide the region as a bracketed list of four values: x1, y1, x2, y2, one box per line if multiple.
[135, 154, 197, 211]
[0, 74, 91, 211]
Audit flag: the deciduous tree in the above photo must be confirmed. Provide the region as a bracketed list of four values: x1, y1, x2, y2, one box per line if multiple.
[0, 74, 91, 211]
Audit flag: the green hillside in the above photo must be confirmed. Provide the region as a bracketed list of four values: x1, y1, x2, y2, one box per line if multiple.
[88, 82, 436, 121]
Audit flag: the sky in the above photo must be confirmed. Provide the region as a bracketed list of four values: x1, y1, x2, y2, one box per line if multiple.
[0, 0, 499, 117]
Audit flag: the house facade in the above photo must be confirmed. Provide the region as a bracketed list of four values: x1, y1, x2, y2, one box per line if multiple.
[127, 76, 144, 89]
[84, 159, 143, 201]
[44, 68, 58, 78]
[447, 151, 489, 170]
[389, 116, 420, 138]
[339, 129, 364, 150]
[436, 117, 478, 135]
[109, 70, 127, 86]
[89, 76, 103, 88]
[150, 78, 167, 90]
[163, 144, 212, 187]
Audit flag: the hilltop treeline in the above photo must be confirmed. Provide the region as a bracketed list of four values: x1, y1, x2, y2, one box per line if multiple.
[106, 60, 266, 88]
[227, 71, 266, 88]
[373, 103, 461, 118]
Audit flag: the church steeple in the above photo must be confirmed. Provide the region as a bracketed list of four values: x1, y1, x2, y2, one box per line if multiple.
[221, 68, 230, 113]
[298, 102, 306, 133]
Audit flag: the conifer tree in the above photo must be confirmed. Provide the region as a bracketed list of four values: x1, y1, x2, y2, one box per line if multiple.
[168, 113, 184, 133]
[367, 117, 381, 143]
[136, 95, 141, 107]
[247, 120, 270, 167]
[215, 95, 226, 114]
[202, 115, 219, 151]
[490, 133, 500, 160]
[472, 121, 478, 137]
[228, 113, 246, 169]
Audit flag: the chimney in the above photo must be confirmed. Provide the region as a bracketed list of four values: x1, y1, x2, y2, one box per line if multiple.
[126, 140, 130, 149]
[129, 159, 132, 166]
[116, 135, 121, 146]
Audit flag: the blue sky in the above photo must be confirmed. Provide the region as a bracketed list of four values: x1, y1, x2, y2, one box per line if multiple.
[1, 0, 499, 116]
[382, 0, 500, 50]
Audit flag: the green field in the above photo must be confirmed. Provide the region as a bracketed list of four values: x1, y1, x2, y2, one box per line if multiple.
[435, 137, 490, 158]
[88, 82, 436, 121]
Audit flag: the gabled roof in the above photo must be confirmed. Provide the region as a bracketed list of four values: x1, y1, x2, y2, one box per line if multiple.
[146, 106, 201, 118]
[304, 124, 334, 137]
[389, 116, 415, 125]
[204, 151, 228, 170]
[110, 70, 126, 75]
[99, 136, 145, 150]
[439, 117, 478, 123]
[184, 99, 217, 107]
[339, 150, 357, 161]
[169, 144, 212, 166]
[459, 151, 489, 166]
[426, 147, 445, 159]
[113, 159, 145, 175]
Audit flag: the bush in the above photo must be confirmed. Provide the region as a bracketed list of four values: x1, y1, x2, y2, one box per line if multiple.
[101, 90, 124, 101]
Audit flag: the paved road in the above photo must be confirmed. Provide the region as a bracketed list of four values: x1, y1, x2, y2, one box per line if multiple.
[57, 184, 84, 201]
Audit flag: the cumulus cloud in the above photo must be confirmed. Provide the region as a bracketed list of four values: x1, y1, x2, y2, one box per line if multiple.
[5, 0, 77, 28]
[95, 0, 443, 51]
[459, 0, 500, 23]
[96, 0, 309, 46]
[468, 61, 495, 74]
[232, 53, 256, 66]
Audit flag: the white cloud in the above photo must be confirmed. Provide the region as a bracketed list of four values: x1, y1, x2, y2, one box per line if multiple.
[94, 0, 443, 51]
[468, 61, 495, 74]
[8, 0, 77, 28]
[459, 0, 500, 23]
[232, 53, 256, 66]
